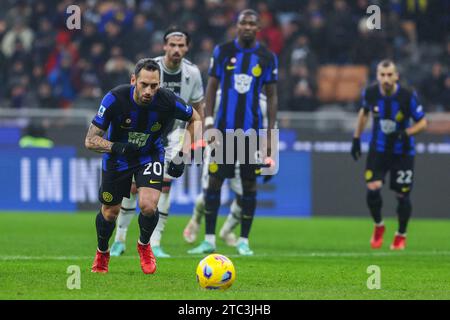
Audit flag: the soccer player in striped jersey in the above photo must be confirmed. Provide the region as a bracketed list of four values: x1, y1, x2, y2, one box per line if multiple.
[351, 60, 427, 250]
[110, 27, 205, 258]
[188, 9, 278, 256]
[86, 58, 201, 273]
[183, 92, 271, 246]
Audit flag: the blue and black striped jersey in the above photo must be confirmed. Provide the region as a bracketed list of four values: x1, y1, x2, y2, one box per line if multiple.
[361, 83, 425, 155]
[92, 84, 193, 171]
[209, 39, 278, 131]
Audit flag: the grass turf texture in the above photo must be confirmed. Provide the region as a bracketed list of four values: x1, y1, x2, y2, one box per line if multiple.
[1, 212, 450, 300]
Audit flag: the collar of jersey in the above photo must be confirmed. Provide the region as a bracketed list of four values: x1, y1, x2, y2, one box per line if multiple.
[378, 83, 399, 99]
[159, 56, 182, 75]
[130, 85, 154, 107]
[234, 38, 260, 52]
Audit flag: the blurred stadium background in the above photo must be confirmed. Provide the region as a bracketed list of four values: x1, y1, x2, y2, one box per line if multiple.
[0, 0, 449, 218]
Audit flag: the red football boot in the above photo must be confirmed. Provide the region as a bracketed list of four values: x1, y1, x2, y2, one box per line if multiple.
[91, 249, 110, 273]
[137, 242, 157, 274]
[390, 234, 406, 250]
[370, 225, 385, 249]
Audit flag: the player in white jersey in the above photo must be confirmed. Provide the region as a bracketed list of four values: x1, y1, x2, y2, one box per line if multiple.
[183, 92, 270, 246]
[110, 27, 204, 257]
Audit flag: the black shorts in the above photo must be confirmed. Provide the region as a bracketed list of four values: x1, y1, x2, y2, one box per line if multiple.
[99, 160, 164, 205]
[365, 150, 415, 193]
[208, 133, 261, 181]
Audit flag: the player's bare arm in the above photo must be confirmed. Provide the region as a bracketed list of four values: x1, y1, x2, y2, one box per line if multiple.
[85, 123, 113, 153]
[351, 108, 369, 161]
[405, 117, 427, 136]
[182, 107, 202, 154]
[192, 100, 205, 122]
[204, 77, 220, 129]
[353, 109, 370, 138]
[265, 83, 278, 157]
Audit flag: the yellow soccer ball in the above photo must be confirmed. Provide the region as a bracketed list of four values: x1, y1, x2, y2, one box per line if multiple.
[196, 254, 236, 290]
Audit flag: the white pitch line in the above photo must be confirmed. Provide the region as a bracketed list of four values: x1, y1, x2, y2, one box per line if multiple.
[2, 251, 450, 261]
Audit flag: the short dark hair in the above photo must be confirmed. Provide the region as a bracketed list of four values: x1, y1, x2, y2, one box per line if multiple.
[163, 26, 190, 45]
[134, 58, 160, 77]
[238, 9, 259, 22]
[379, 59, 395, 68]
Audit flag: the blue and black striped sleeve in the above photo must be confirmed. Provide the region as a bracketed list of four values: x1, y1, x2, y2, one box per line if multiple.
[360, 88, 370, 112]
[92, 92, 116, 130]
[173, 95, 193, 121]
[263, 52, 278, 84]
[410, 91, 425, 121]
[208, 45, 222, 79]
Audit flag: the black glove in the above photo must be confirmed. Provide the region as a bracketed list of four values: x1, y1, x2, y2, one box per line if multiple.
[168, 152, 185, 178]
[351, 137, 361, 161]
[111, 142, 139, 155]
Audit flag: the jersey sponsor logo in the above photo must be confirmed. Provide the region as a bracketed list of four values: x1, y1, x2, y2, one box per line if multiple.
[251, 64, 262, 77]
[226, 65, 236, 71]
[380, 119, 396, 134]
[234, 74, 252, 94]
[149, 179, 160, 184]
[128, 132, 150, 147]
[365, 170, 373, 181]
[97, 105, 106, 118]
[150, 122, 162, 132]
[102, 192, 113, 203]
[395, 111, 404, 122]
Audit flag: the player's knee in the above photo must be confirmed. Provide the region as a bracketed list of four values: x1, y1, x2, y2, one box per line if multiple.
[139, 201, 158, 217]
[102, 205, 120, 221]
[367, 181, 382, 191]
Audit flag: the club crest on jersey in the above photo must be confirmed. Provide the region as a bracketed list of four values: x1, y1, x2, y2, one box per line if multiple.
[234, 74, 252, 94]
[97, 105, 106, 117]
[128, 132, 150, 147]
[380, 119, 396, 134]
[150, 122, 162, 132]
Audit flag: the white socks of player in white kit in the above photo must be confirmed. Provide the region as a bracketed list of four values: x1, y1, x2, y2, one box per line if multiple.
[114, 193, 137, 243]
[150, 191, 171, 247]
[221, 199, 242, 233]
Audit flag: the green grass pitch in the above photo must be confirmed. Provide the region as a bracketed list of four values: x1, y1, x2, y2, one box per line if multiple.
[1, 212, 450, 300]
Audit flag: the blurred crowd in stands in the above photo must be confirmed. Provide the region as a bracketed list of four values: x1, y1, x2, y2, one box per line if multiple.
[0, 0, 448, 112]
